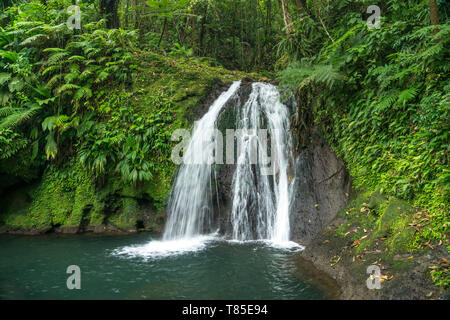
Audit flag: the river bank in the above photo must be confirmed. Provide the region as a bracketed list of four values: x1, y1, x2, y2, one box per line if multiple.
[299, 215, 450, 300]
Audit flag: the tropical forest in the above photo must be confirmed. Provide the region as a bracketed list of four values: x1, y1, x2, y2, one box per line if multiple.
[0, 0, 448, 301]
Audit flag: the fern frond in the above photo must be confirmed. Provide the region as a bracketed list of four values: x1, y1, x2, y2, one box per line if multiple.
[0, 104, 42, 129]
[20, 34, 47, 46]
[55, 83, 81, 95]
[47, 74, 64, 88]
[74, 87, 92, 101]
[47, 51, 69, 65]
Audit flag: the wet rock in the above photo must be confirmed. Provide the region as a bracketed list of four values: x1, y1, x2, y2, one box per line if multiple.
[87, 225, 106, 233]
[289, 130, 351, 245]
[59, 226, 79, 234]
[215, 164, 234, 236]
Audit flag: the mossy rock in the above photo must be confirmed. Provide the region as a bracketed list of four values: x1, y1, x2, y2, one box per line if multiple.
[108, 198, 140, 229]
[375, 198, 416, 254]
[342, 190, 417, 256]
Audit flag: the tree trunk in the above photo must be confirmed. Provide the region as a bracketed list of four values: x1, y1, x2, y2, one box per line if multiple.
[292, 0, 313, 18]
[100, 0, 120, 29]
[125, 0, 129, 29]
[312, 0, 334, 42]
[265, 0, 272, 39]
[280, 0, 295, 36]
[429, 0, 440, 35]
[158, 17, 167, 48]
[198, 4, 208, 56]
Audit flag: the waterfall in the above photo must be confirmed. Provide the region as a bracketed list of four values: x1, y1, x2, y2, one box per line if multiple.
[163, 81, 242, 240]
[163, 81, 295, 245]
[231, 83, 293, 242]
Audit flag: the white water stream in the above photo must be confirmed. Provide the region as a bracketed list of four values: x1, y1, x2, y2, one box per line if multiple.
[164, 81, 295, 245]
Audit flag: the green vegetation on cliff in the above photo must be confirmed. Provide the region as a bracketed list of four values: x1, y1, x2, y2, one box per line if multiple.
[277, 0, 449, 288]
[0, 1, 256, 232]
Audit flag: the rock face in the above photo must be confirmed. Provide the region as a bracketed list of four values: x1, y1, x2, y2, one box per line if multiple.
[289, 131, 351, 244]
[215, 164, 234, 236]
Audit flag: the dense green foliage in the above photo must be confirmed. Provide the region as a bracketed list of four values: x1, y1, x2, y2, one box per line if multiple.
[278, 0, 449, 287]
[0, 0, 253, 230]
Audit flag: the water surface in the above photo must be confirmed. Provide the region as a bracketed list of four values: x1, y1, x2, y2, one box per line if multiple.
[0, 233, 333, 300]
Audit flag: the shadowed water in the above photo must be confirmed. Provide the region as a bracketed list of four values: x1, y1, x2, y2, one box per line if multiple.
[0, 234, 330, 300]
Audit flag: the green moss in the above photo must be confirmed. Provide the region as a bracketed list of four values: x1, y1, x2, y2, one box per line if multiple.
[134, 53, 263, 122]
[16, 170, 75, 228]
[67, 174, 104, 227]
[391, 259, 414, 273]
[108, 198, 140, 228]
[2, 163, 102, 229]
[143, 169, 173, 211]
[338, 190, 418, 256]
[374, 199, 416, 254]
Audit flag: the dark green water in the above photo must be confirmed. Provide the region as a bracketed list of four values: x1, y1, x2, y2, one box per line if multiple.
[0, 233, 330, 300]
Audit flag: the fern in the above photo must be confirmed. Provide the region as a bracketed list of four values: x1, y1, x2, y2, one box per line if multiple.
[0, 72, 12, 85]
[20, 34, 47, 46]
[0, 103, 42, 129]
[55, 83, 81, 95]
[74, 86, 92, 101]
[46, 51, 69, 65]
[398, 88, 418, 106]
[279, 62, 346, 92]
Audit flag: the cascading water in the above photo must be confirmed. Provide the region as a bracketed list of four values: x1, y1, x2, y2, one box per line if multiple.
[163, 81, 242, 240]
[163, 81, 296, 245]
[230, 83, 294, 242]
